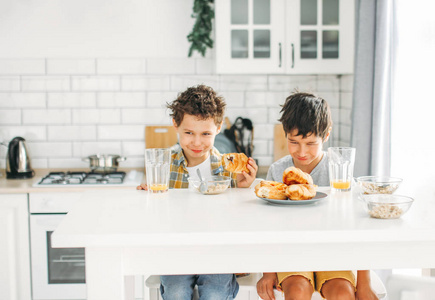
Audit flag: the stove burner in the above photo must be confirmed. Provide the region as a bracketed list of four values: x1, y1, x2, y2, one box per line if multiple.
[38, 171, 126, 185]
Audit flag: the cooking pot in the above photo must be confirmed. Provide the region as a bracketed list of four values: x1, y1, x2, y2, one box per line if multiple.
[82, 154, 126, 173]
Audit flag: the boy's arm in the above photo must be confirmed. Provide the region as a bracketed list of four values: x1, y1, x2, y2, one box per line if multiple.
[236, 157, 258, 188]
[355, 270, 378, 300]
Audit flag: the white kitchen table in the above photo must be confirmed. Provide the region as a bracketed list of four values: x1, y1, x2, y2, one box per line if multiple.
[52, 186, 435, 300]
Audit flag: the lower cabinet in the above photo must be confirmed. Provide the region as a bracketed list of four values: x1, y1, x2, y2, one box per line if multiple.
[0, 194, 32, 300]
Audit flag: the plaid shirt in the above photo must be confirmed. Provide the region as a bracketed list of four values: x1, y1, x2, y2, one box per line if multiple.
[169, 147, 237, 189]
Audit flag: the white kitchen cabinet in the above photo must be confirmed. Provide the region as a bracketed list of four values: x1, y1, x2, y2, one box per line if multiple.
[0, 194, 32, 300]
[215, 0, 354, 74]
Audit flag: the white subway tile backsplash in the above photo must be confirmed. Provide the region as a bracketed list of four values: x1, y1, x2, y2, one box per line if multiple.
[319, 91, 340, 108]
[195, 58, 215, 74]
[27, 142, 72, 157]
[219, 75, 268, 91]
[48, 92, 96, 108]
[0, 76, 20, 91]
[268, 75, 317, 92]
[48, 158, 89, 169]
[341, 92, 353, 109]
[97, 59, 146, 74]
[0, 125, 47, 141]
[72, 76, 120, 91]
[256, 156, 273, 167]
[120, 156, 144, 168]
[72, 141, 122, 157]
[225, 108, 268, 124]
[121, 75, 170, 91]
[253, 140, 268, 155]
[339, 125, 351, 143]
[330, 108, 340, 125]
[340, 108, 352, 126]
[0, 109, 21, 124]
[122, 141, 145, 156]
[340, 75, 354, 92]
[23, 109, 71, 124]
[317, 75, 340, 92]
[48, 125, 97, 141]
[97, 92, 146, 108]
[223, 91, 244, 107]
[147, 91, 177, 108]
[72, 109, 121, 124]
[47, 59, 96, 75]
[22, 76, 70, 91]
[147, 58, 195, 74]
[0, 59, 45, 75]
[98, 125, 144, 140]
[121, 108, 170, 124]
[253, 124, 275, 140]
[28, 158, 48, 169]
[0, 93, 46, 108]
[170, 75, 219, 91]
[268, 107, 281, 124]
[245, 91, 284, 107]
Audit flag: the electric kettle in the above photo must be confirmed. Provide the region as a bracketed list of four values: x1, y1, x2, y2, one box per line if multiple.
[6, 137, 34, 179]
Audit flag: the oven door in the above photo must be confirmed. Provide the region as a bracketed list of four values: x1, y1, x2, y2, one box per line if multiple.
[30, 214, 86, 300]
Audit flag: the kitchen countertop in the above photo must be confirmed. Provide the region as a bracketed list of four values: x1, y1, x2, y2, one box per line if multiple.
[52, 187, 435, 300]
[0, 168, 145, 194]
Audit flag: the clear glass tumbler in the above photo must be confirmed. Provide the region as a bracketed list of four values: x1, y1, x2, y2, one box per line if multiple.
[328, 147, 356, 192]
[145, 148, 171, 193]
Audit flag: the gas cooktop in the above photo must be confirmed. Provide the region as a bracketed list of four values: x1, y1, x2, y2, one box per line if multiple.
[35, 170, 143, 187]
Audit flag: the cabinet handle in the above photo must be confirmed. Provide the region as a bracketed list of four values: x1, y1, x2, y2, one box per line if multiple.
[279, 43, 282, 68]
[291, 43, 295, 68]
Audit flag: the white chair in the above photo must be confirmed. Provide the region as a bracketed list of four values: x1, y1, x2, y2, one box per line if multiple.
[145, 271, 386, 300]
[386, 274, 435, 300]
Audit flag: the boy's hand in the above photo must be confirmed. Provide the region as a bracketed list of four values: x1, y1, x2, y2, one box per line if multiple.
[236, 157, 258, 188]
[136, 184, 148, 190]
[355, 283, 378, 300]
[257, 272, 280, 300]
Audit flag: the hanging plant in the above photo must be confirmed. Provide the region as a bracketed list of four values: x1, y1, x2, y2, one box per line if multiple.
[187, 0, 214, 57]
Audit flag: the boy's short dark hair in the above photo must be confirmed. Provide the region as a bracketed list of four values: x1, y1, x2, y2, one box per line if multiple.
[279, 91, 332, 140]
[167, 84, 226, 127]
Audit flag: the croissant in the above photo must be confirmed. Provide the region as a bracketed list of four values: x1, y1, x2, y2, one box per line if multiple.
[285, 184, 317, 200]
[255, 181, 288, 200]
[222, 153, 249, 173]
[282, 166, 313, 185]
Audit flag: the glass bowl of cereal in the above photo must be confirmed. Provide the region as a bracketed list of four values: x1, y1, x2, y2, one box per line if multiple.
[361, 194, 414, 219]
[356, 176, 403, 194]
[188, 176, 231, 195]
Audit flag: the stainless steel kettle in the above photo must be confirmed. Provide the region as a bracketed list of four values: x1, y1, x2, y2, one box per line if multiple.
[6, 137, 34, 179]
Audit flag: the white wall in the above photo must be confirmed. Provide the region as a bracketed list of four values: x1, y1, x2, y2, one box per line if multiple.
[0, 0, 353, 169]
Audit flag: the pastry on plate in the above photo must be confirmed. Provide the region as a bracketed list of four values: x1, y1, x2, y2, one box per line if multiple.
[255, 180, 288, 200]
[282, 166, 313, 185]
[285, 184, 317, 200]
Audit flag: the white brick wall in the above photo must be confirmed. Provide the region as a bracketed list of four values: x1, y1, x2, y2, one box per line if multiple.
[0, 58, 353, 169]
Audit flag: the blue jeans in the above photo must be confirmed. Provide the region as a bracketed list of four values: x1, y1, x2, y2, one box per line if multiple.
[160, 274, 239, 300]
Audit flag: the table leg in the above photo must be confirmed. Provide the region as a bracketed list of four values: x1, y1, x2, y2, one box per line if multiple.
[86, 248, 124, 300]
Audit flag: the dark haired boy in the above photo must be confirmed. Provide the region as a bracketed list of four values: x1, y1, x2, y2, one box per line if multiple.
[256, 92, 378, 300]
[139, 84, 258, 300]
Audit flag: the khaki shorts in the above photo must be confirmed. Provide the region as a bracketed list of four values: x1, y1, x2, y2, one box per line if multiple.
[277, 271, 356, 298]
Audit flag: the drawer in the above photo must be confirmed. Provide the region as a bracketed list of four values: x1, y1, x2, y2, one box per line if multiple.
[29, 192, 84, 213]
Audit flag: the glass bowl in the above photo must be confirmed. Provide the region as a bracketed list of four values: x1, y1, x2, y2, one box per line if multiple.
[361, 194, 414, 219]
[188, 176, 231, 195]
[356, 176, 403, 194]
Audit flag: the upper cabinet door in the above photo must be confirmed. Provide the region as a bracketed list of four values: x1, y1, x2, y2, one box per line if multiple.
[286, 0, 355, 74]
[215, 0, 354, 74]
[216, 0, 286, 74]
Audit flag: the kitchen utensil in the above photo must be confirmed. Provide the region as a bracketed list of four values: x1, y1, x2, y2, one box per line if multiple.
[188, 176, 231, 195]
[328, 147, 356, 192]
[360, 194, 414, 219]
[82, 154, 126, 173]
[356, 176, 403, 194]
[145, 148, 171, 193]
[196, 169, 208, 194]
[6, 136, 34, 179]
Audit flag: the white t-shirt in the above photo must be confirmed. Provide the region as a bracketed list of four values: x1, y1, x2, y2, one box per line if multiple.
[186, 156, 212, 181]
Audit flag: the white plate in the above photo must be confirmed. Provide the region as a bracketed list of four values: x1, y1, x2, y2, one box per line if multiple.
[257, 192, 328, 205]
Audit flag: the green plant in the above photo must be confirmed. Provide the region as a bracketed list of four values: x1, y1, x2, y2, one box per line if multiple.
[187, 0, 214, 57]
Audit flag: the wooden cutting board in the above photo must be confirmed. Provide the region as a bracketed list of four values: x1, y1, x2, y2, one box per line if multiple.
[145, 126, 178, 148]
[274, 124, 288, 161]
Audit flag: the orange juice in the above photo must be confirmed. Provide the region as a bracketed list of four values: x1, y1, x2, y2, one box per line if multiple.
[332, 181, 351, 189]
[150, 184, 168, 192]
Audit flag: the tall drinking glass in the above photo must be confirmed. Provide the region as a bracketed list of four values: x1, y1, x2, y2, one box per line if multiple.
[145, 148, 171, 193]
[328, 147, 356, 192]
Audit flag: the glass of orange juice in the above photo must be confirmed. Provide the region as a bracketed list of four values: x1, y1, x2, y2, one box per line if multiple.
[328, 147, 356, 192]
[145, 148, 171, 193]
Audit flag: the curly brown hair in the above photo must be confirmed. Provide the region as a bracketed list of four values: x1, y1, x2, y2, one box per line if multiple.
[279, 91, 332, 141]
[167, 85, 226, 127]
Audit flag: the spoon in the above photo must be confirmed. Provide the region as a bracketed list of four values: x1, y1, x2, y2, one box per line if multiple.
[196, 169, 208, 194]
